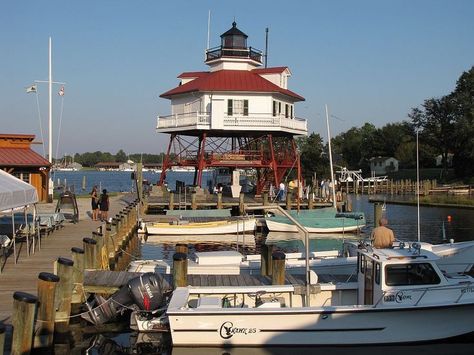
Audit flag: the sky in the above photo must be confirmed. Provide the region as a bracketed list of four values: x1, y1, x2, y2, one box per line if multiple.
[1, 0, 473, 158]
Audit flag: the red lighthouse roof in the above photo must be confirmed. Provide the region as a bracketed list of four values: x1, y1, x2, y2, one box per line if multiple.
[160, 69, 305, 101]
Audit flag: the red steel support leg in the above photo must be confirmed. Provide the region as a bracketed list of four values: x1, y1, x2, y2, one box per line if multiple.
[159, 133, 175, 186]
[196, 133, 207, 187]
[292, 138, 302, 200]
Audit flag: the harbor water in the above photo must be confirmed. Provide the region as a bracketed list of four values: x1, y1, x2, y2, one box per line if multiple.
[55, 171, 474, 353]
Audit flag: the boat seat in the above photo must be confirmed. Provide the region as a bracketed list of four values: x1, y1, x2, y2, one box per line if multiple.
[197, 297, 222, 309]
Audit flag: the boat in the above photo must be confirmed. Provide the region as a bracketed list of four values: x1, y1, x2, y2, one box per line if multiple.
[265, 207, 366, 233]
[145, 217, 256, 235]
[83, 243, 474, 346]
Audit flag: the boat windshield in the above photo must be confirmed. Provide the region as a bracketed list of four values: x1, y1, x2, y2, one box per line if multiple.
[385, 263, 441, 286]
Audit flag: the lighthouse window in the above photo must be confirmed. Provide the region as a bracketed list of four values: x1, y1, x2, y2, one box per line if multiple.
[273, 101, 277, 116]
[285, 104, 289, 118]
[228, 100, 249, 116]
[290, 105, 293, 118]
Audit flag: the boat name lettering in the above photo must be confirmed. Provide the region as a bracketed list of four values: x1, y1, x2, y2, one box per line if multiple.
[461, 287, 474, 294]
[396, 291, 412, 303]
[219, 321, 257, 339]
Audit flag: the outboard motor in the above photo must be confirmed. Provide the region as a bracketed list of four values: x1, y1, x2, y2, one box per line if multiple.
[82, 272, 172, 325]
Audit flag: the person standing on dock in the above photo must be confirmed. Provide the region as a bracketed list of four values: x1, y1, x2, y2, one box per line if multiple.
[99, 189, 110, 222]
[90, 185, 99, 221]
[278, 182, 286, 201]
[371, 217, 395, 248]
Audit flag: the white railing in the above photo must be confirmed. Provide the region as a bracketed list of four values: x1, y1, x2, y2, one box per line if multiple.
[157, 112, 307, 133]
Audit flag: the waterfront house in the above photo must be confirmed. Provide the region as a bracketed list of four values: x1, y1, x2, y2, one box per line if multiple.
[369, 156, 399, 175]
[0, 134, 51, 202]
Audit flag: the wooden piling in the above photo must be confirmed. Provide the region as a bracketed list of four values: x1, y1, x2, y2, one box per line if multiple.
[83, 237, 97, 269]
[217, 192, 223, 209]
[308, 195, 314, 209]
[239, 192, 245, 215]
[0, 323, 5, 355]
[191, 192, 197, 210]
[11, 291, 37, 355]
[35, 272, 59, 349]
[54, 257, 74, 334]
[263, 192, 269, 206]
[92, 232, 104, 269]
[168, 192, 174, 210]
[71, 247, 85, 304]
[286, 191, 292, 210]
[271, 251, 286, 285]
[374, 202, 383, 228]
[175, 243, 188, 255]
[260, 244, 273, 276]
[173, 252, 188, 288]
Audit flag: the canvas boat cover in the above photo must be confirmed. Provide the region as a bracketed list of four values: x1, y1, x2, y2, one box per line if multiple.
[0, 169, 38, 212]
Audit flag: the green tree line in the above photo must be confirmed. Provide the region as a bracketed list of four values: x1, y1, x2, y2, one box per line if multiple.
[69, 150, 168, 167]
[298, 66, 474, 183]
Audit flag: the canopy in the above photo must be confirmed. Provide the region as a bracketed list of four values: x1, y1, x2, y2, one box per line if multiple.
[0, 169, 38, 212]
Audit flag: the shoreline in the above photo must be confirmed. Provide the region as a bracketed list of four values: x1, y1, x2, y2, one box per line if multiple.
[368, 197, 474, 210]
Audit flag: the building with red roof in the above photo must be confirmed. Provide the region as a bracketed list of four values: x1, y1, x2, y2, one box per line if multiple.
[0, 134, 51, 202]
[157, 22, 307, 194]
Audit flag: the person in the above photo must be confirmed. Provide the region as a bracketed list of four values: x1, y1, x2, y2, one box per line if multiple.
[371, 217, 395, 248]
[278, 182, 285, 201]
[90, 185, 99, 221]
[99, 189, 110, 222]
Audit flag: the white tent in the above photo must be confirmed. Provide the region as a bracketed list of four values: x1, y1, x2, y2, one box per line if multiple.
[0, 169, 38, 266]
[0, 169, 38, 212]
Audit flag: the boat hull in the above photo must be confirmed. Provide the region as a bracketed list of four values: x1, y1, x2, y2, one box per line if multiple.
[168, 303, 474, 346]
[146, 218, 256, 235]
[265, 219, 363, 233]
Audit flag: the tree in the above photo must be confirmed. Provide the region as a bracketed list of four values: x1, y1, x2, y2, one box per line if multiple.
[296, 133, 329, 182]
[115, 149, 127, 163]
[451, 66, 474, 179]
[409, 96, 457, 179]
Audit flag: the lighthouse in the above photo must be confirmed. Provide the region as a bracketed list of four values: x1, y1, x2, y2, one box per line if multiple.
[157, 21, 307, 194]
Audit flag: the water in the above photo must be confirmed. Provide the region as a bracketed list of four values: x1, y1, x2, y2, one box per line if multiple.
[52, 170, 214, 194]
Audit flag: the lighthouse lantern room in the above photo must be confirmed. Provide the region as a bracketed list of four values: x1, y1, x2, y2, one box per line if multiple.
[157, 22, 307, 194]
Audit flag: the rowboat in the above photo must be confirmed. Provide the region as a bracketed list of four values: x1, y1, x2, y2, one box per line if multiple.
[265, 207, 365, 233]
[145, 217, 256, 235]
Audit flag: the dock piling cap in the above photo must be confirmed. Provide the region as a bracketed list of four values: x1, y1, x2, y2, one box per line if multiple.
[173, 252, 187, 261]
[272, 251, 286, 260]
[38, 272, 60, 283]
[13, 291, 37, 304]
[57, 257, 74, 266]
[83, 237, 97, 244]
[71, 247, 85, 254]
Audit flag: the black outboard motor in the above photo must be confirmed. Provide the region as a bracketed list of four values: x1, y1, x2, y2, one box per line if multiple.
[82, 272, 172, 325]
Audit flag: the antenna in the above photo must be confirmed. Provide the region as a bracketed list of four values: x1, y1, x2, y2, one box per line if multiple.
[264, 27, 269, 68]
[206, 10, 211, 50]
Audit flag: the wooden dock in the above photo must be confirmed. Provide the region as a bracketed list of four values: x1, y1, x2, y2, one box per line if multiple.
[0, 194, 133, 323]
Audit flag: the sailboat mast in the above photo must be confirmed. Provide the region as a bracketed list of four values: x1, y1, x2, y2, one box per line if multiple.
[325, 105, 337, 208]
[416, 130, 420, 242]
[48, 37, 53, 164]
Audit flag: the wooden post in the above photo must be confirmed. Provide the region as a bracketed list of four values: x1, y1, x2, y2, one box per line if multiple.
[374, 202, 383, 228]
[0, 324, 5, 355]
[263, 192, 269, 206]
[92, 232, 104, 269]
[35, 272, 59, 349]
[168, 192, 174, 210]
[173, 252, 188, 288]
[286, 191, 292, 210]
[83, 237, 97, 269]
[239, 192, 245, 215]
[217, 192, 223, 209]
[71, 247, 85, 304]
[260, 244, 273, 276]
[191, 192, 197, 210]
[12, 291, 37, 355]
[175, 243, 188, 255]
[271, 251, 286, 285]
[308, 194, 314, 209]
[54, 257, 74, 334]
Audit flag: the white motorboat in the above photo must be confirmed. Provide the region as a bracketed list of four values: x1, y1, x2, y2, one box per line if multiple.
[145, 217, 256, 235]
[160, 244, 474, 346]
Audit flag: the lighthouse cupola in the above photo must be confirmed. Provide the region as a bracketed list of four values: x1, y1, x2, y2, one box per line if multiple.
[206, 21, 263, 71]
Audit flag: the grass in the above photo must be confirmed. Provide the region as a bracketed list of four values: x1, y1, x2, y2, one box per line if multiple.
[416, 195, 474, 206]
